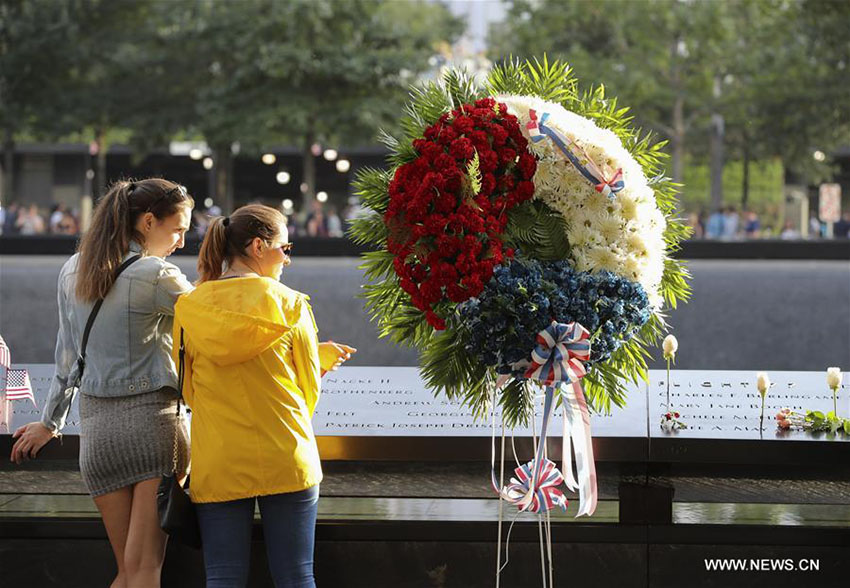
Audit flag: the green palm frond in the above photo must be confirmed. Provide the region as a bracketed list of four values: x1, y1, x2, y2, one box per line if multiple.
[487, 55, 577, 105]
[351, 167, 392, 215]
[504, 200, 571, 260]
[408, 82, 453, 128]
[442, 68, 482, 110]
[358, 249, 395, 282]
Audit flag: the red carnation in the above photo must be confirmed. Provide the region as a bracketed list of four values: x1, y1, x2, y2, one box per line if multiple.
[516, 180, 535, 201]
[498, 148, 517, 166]
[436, 126, 458, 145]
[449, 137, 475, 160]
[480, 150, 499, 173]
[487, 124, 507, 145]
[452, 115, 475, 134]
[518, 153, 537, 180]
[385, 97, 538, 328]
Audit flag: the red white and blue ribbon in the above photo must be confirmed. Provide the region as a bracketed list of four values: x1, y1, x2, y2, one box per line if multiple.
[496, 321, 598, 518]
[503, 459, 568, 514]
[526, 109, 625, 199]
[524, 321, 590, 385]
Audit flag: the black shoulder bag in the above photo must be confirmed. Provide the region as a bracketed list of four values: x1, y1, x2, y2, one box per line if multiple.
[156, 327, 201, 549]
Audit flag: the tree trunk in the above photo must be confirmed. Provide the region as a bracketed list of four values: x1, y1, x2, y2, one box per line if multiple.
[213, 146, 233, 214]
[94, 128, 107, 201]
[80, 150, 93, 232]
[2, 127, 14, 208]
[741, 132, 750, 210]
[669, 34, 685, 209]
[709, 75, 725, 212]
[671, 94, 685, 187]
[301, 131, 316, 209]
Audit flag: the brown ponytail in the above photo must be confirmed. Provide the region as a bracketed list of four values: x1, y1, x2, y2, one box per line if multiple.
[197, 204, 286, 283]
[197, 216, 229, 282]
[75, 178, 194, 302]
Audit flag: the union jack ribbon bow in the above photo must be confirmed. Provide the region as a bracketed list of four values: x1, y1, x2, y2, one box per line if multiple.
[503, 458, 568, 513]
[524, 321, 590, 386]
[526, 109, 625, 199]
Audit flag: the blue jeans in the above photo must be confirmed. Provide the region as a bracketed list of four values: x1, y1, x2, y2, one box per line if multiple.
[195, 485, 319, 588]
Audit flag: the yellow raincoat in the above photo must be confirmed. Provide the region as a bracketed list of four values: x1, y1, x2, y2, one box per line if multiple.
[172, 277, 322, 503]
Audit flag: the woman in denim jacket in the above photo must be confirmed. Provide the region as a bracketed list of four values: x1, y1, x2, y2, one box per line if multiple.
[11, 178, 194, 588]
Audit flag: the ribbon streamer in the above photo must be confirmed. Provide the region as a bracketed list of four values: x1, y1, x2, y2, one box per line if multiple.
[560, 379, 598, 517]
[526, 109, 624, 198]
[500, 320, 598, 518]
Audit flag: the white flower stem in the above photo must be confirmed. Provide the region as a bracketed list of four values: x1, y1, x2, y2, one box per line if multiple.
[666, 357, 671, 409]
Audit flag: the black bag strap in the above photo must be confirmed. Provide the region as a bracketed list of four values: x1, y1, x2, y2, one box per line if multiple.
[177, 328, 185, 402]
[76, 255, 141, 376]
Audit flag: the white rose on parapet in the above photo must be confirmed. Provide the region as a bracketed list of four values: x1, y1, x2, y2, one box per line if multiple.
[827, 367, 842, 391]
[662, 334, 678, 360]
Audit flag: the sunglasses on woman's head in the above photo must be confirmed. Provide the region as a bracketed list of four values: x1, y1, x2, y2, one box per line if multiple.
[146, 184, 188, 212]
[279, 242, 294, 257]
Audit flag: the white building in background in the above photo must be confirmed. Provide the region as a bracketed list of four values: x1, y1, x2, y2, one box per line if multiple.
[424, 0, 507, 83]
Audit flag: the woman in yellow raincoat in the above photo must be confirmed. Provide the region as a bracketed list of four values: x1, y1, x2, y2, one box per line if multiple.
[173, 204, 354, 588]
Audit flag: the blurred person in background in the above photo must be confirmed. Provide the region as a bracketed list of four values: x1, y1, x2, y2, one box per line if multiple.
[780, 220, 801, 240]
[305, 200, 327, 237]
[326, 206, 343, 238]
[49, 203, 69, 233]
[832, 212, 850, 239]
[1, 202, 19, 234]
[343, 196, 363, 222]
[809, 214, 823, 239]
[287, 213, 299, 238]
[686, 211, 704, 239]
[193, 208, 211, 237]
[721, 206, 740, 241]
[56, 210, 80, 235]
[743, 211, 761, 239]
[705, 208, 724, 239]
[16, 203, 46, 235]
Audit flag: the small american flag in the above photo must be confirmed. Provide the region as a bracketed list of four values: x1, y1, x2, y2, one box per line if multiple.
[0, 334, 10, 369]
[6, 368, 36, 406]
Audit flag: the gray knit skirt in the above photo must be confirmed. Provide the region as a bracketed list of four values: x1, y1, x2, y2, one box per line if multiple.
[79, 387, 190, 497]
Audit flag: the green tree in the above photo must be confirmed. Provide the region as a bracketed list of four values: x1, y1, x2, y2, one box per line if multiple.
[250, 0, 464, 209]
[152, 0, 463, 213]
[724, 0, 850, 187]
[55, 0, 172, 201]
[489, 0, 724, 190]
[490, 0, 850, 211]
[0, 0, 76, 205]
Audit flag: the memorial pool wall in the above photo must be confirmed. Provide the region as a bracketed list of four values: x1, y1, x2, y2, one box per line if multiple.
[0, 255, 848, 371]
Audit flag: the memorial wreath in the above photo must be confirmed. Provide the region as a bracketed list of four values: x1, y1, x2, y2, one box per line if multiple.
[350, 58, 691, 525]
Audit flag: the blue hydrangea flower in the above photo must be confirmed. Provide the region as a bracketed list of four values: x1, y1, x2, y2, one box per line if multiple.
[455, 257, 652, 373]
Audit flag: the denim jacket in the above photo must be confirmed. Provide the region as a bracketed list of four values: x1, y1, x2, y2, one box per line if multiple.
[41, 242, 193, 432]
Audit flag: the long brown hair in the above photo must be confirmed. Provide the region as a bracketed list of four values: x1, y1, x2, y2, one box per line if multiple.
[76, 178, 194, 302]
[197, 204, 286, 283]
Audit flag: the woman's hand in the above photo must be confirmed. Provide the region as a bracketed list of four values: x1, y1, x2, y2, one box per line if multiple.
[319, 341, 357, 376]
[10, 422, 56, 464]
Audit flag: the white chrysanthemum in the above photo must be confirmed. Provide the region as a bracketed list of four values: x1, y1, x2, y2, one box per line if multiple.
[587, 245, 620, 272]
[497, 94, 668, 307]
[597, 213, 624, 244]
[568, 222, 599, 249]
[625, 232, 650, 258]
[618, 194, 640, 222]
